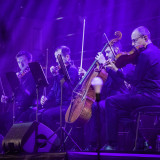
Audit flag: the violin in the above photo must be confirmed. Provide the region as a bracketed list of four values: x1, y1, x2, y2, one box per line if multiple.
[16, 67, 30, 79]
[115, 45, 146, 68]
[50, 61, 71, 76]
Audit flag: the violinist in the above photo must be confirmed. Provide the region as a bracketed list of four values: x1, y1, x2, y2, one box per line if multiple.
[98, 26, 160, 151]
[40, 46, 79, 131]
[0, 51, 37, 134]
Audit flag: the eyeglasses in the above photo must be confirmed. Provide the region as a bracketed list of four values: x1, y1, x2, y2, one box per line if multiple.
[132, 35, 143, 43]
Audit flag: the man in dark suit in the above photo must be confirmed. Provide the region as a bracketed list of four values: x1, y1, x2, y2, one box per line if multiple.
[1, 51, 37, 135]
[96, 26, 160, 150]
[40, 46, 79, 131]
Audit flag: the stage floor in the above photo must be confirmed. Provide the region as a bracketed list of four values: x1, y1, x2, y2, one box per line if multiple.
[0, 151, 160, 160]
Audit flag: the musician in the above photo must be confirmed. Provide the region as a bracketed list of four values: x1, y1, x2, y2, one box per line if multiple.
[83, 40, 134, 151]
[40, 46, 79, 131]
[1, 51, 37, 126]
[96, 26, 160, 151]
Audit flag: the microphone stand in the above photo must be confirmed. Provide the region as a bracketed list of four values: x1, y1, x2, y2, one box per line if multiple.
[91, 77, 103, 160]
[12, 93, 16, 124]
[96, 94, 101, 160]
[28, 62, 49, 122]
[28, 62, 49, 152]
[6, 72, 20, 124]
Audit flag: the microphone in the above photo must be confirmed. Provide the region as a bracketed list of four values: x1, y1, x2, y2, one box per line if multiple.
[91, 77, 103, 102]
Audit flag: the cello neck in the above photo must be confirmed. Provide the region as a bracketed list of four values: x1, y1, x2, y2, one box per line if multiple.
[73, 59, 97, 92]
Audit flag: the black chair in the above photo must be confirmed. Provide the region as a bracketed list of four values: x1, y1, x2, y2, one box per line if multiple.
[131, 105, 160, 151]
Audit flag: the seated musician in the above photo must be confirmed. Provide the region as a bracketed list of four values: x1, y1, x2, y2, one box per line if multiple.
[95, 26, 160, 151]
[40, 46, 79, 131]
[1, 51, 37, 135]
[84, 39, 134, 151]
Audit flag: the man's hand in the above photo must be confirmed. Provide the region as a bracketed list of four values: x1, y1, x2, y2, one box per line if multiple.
[78, 67, 86, 79]
[78, 67, 86, 75]
[50, 66, 59, 76]
[106, 59, 118, 72]
[50, 66, 56, 73]
[1, 95, 8, 103]
[95, 52, 106, 65]
[40, 95, 47, 105]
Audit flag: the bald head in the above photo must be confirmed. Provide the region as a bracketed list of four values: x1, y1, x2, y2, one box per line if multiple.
[133, 26, 150, 38]
[131, 26, 152, 47]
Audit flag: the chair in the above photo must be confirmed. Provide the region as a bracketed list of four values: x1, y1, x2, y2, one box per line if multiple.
[131, 105, 160, 151]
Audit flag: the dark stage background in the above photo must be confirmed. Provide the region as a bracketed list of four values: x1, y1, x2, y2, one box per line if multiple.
[0, 0, 160, 110]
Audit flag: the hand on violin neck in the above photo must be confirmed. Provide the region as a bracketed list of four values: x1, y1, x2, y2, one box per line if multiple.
[95, 52, 106, 65]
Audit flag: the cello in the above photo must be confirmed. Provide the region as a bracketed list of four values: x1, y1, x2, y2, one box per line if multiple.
[65, 31, 122, 125]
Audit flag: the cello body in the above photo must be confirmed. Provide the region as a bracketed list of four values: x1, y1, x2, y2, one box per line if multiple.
[65, 63, 108, 125]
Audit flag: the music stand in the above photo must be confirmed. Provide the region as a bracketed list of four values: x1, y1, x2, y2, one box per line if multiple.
[57, 54, 71, 83]
[6, 71, 20, 124]
[28, 62, 49, 122]
[46, 54, 82, 152]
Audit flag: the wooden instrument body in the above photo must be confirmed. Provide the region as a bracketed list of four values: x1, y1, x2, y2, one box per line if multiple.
[115, 45, 145, 68]
[65, 67, 108, 125]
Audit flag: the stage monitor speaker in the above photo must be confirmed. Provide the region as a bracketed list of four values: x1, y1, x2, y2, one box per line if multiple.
[2, 121, 60, 153]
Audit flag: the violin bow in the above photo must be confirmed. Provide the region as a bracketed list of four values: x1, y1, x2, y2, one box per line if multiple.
[42, 48, 48, 107]
[0, 77, 6, 96]
[79, 18, 86, 72]
[45, 48, 48, 81]
[0, 77, 6, 112]
[103, 33, 116, 58]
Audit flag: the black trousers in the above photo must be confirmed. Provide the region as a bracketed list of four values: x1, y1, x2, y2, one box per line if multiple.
[105, 92, 160, 147]
[41, 106, 68, 132]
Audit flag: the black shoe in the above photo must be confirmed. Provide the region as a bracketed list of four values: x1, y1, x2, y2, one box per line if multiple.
[84, 145, 97, 152]
[100, 144, 116, 151]
[69, 146, 80, 152]
[134, 141, 152, 152]
[144, 141, 152, 151]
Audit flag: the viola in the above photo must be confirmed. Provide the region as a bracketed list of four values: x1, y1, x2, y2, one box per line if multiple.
[115, 45, 146, 68]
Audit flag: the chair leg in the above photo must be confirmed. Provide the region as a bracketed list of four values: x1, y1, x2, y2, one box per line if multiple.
[133, 112, 141, 151]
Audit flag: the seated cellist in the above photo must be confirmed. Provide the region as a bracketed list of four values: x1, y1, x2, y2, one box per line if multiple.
[83, 39, 134, 151]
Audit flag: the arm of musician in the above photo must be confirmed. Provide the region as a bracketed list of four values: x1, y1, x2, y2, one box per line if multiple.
[116, 53, 149, 86]
[1, 95, 12, 103]
[105, 59, 118, 72]
[63, 67, 79, 88]
[44, 86, 57, 105]
[132, 52, 149, 84]
[96, 54, 126, 86]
